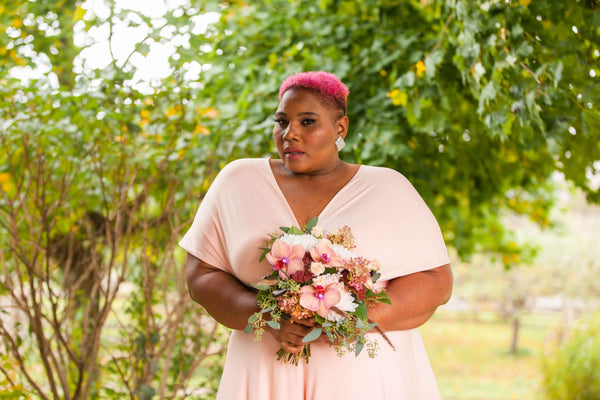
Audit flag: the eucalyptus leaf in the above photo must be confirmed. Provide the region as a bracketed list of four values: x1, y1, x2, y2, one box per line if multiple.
[250, 283, 272, 291]
[261, 305, 275, 313]
[354, 339, 365, 357]
[302, 328, 322, 343]
[266, 320, 280, 330]
[356, 318, 365, 329]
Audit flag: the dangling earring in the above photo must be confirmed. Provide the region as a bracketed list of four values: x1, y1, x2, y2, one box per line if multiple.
[335, 136, 345, 151]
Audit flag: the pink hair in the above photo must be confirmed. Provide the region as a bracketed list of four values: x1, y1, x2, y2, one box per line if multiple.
[278, 71, 349, 114]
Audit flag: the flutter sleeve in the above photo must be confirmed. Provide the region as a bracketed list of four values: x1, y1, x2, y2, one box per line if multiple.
[327, 166, 450, 281]
[375, 168, 450, 280]
[178, 165, 233, 274]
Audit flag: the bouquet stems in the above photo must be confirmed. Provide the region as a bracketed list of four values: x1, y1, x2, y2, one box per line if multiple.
[276, 344, 311, 366]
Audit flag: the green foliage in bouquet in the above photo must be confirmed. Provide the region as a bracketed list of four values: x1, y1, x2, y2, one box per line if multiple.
[246, 218, 392, 365]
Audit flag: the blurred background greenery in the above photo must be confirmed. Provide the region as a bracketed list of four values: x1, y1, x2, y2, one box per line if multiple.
[0, 0, 599, 399]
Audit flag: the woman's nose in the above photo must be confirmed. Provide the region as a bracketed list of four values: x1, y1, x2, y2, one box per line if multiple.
[282, 121, 299, 140]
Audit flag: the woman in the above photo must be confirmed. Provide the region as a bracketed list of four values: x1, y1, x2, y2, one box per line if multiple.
[180, 71, 453, 399]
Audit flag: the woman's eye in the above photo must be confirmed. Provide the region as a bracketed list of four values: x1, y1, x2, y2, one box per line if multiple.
[274, 118, 288, 127]
[301, 119, 315, 126]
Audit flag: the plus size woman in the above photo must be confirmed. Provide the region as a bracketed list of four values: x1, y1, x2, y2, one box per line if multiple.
[180, 71, 453, 399]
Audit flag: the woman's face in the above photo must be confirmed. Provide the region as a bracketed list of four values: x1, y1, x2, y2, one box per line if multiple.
[273, 88, 348, 175]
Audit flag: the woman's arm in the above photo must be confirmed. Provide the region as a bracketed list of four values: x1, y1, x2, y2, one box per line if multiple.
[368, 263, 453, 331]
[185, 253, 258, 330]
[185, 253, 314, 353]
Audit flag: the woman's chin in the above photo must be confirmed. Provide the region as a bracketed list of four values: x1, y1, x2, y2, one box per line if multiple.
[281, 159, 312, 175]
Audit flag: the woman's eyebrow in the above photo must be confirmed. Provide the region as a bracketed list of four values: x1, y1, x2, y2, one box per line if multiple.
[275, 111, 319, 117]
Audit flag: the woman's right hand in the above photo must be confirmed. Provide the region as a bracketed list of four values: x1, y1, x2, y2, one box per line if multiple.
[266, 318, 316, 354]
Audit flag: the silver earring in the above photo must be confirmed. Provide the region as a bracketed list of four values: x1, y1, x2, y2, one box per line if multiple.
[335, 136, 345, 151]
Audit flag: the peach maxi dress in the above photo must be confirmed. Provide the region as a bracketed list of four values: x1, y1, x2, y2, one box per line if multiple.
[179, 158, 450, 400]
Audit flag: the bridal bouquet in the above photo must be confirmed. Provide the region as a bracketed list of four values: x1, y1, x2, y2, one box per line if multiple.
[245, 218, 392, 365]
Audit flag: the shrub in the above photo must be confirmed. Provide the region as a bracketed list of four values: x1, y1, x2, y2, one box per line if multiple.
[542, 312, 600, 400]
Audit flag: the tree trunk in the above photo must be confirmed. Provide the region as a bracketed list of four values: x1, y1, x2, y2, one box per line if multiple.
[510, 316, 520, 354]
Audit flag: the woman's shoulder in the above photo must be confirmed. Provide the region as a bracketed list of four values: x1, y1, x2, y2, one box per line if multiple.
[358, 164, 412, 186]
[208, 158, 269, 191]
[221, 157, 266, 171]
[357, 164, 427, 204]
[216, 158, 268, 178]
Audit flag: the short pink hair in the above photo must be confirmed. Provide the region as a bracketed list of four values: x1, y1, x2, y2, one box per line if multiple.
[278, 71, 349, 114]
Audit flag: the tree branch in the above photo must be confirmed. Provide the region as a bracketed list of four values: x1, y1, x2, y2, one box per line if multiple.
[519, 60, 542, 86]
[432, 10, 455, 53]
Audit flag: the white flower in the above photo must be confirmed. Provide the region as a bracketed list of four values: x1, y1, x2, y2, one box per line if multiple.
[311, 225, 325, 238]
[327, 287, 358, 322]
[312, 274, 359, 322]
[310, 262, 326, 275]
[312, 273, 341, 287]
[279, 233, 319, 251]
[367, 259, 381, 271]
[330, 243, 357, 261]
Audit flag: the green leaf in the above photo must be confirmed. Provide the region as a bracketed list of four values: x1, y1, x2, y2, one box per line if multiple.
[305, 217, 319, 232]
[377, 293, 392, 305]
[266, 320, 280, 329]
[136, 384, 156, 400]
[261, 305, 275, 313]
[355, 337, 365, 357]
[356, 318, 364, 329]
[149, 331, 160, 344]
[302, 328, 322, 343]
[259, 247, 270, 262]
[325, 330, 334, 343]
[250, 283, 272, 291]
[354, 302, 368, 320]
[244, 324, 253, 334]
[247, 313, 260, 323]
[287, 226, 304, 235]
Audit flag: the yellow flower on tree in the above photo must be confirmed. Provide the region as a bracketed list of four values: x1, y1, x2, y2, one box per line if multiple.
[415, 60, 426, 77]
[202, 107, 219, 119]
[0, 172, 14, 192]
[166, 105, 183, 118]
[386, 89, 408, 106]
[195, 124, 210, 135]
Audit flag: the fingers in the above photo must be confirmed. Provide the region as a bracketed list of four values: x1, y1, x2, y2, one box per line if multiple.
[266, 319, 314, 351]
[291, 317, 315, 328]
[281, 341, 304, 354]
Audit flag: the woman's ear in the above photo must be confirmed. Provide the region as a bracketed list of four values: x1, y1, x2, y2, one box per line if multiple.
[336, 115, 349, 139]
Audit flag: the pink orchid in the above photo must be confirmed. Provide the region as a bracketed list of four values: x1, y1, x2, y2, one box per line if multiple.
[299, 283, 341, 319]
[309, 239, 344, 268]
[265, 239, 305, 279]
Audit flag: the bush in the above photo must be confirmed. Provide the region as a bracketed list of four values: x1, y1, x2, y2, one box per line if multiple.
[542, 312, 600, 400]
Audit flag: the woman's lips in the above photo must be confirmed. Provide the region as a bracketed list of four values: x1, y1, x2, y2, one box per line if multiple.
[284, 148, 304, 160]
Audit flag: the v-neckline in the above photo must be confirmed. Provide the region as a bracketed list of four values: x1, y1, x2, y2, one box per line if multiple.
[264, 158, 361, 228]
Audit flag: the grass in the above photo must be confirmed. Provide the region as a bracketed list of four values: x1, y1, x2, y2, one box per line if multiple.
[420, 309, 560, 400]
